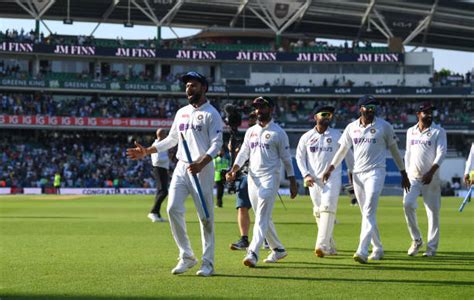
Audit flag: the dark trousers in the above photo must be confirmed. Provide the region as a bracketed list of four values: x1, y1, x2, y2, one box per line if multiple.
[151, 166, 169, 217]
[216, 180, 225, 207]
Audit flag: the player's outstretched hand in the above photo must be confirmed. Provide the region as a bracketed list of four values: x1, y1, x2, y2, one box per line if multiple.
[289, 177, 298, 199]
[401, 170, 411, 192]
[126, 141, 146, 160]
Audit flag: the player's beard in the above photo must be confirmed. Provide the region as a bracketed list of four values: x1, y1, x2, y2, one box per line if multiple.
[188, 92, 202, 105]
[421, 115, 432, 126]
[362, 110, 375, 122]
[257, 111, 271, 123]
[318, 118, 331, 127]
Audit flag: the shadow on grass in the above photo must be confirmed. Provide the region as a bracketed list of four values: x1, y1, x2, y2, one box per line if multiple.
[285, 248, 474, 264]
[0, 216, 94, 219]
[1, 296, 224, 300]
[275, 260, 474, 273]
[214, 273, 474, 286]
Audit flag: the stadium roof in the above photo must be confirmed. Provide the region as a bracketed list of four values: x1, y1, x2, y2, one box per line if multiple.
[2, 0, 474, 52]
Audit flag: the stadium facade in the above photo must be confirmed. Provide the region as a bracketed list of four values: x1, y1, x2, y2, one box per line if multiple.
[0, 0, 472, 193]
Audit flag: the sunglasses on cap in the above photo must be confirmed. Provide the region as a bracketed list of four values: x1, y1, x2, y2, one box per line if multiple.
[253, 97, 272, 107]
[362, 104, 377, 111]
[316, 112, 333, 118]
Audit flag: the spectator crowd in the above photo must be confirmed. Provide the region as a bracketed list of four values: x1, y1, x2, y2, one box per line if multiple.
[2, 93, 472, 127]
[0, 131, 177, 189]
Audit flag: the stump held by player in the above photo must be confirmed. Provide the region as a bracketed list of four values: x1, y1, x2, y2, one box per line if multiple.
[180, 132, 210, 220]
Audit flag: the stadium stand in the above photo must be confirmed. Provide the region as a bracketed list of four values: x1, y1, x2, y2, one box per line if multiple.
[0, 129, 174, 189]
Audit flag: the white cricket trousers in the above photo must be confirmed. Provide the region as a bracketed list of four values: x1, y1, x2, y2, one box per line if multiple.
[353, 168, 386, 257]
[166, 160, 215, 265]
[403, 176, 441, 253]
[247, 173, 284, 259]
[308, 176, 341, 252]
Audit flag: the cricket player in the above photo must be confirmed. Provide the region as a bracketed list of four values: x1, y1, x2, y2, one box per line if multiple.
[464, 143, 474, 186]
[148, 128, 169, 223]
[322, 95, 410, 264]
[226, 96, 298, 268]
[296, 105, 354, 258]
[403, 103, 447, 257]
[127, 71, 223, 277]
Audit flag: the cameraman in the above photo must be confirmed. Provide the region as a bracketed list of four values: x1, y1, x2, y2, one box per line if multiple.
[228, 111, 258, 250]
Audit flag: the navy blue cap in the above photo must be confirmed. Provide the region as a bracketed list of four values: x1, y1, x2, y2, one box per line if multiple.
[313, 105, 335, 115]
[181, 71, 208, 87]
[357, 95, 379, 106]
[252, 96, 275, 108]
[418, 102, 436, 112]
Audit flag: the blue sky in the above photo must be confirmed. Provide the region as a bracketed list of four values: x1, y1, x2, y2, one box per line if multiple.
[1, 17, 473, 74]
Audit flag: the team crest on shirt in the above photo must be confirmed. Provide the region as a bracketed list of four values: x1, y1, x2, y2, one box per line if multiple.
[197, 114, 204, 120]
[326, 138, 332, 143]
[427, 132, 432, 137]
[265, 133, 271, 139]
[370, 128, 376, 134]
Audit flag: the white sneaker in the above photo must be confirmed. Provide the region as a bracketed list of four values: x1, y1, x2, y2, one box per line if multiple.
[353, 253, 368, 264]
[422, 251, 436, 257]
[368, 251, 384, 260]
[315, 247, 336, 257]
[315, 248, 325, 258]
[408, 239, 424, 256]
[243, 251, 258, 267]
[147, 213, 160, 223]
[196, 262, 214, 277]
[263, 249, 288, 263]
[171, 257, 198, 274]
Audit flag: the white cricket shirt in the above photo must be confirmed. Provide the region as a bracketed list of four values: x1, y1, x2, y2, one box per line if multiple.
[154, 101, 223, 162]
[405, 122, 447, 179]
[151, 139, 170, 169]
[234, 120, 294, 177]
[296, 127, 353, 178]
[339, 117, 397, 173]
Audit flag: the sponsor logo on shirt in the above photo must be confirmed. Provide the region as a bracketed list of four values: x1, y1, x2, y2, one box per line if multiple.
[179, 123, 203, 132]
[181, 114, 190, 118]
[411, 139, 432, 146]
[309, 137, 319, 144]
[353, 137, 376, 144]
[309, 146, 333, 153]
[250, 141, 270, 149]
[250, 132, 258, 137]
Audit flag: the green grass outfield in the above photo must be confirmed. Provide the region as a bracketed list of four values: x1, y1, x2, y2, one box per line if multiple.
[1, 194, 473, 299]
